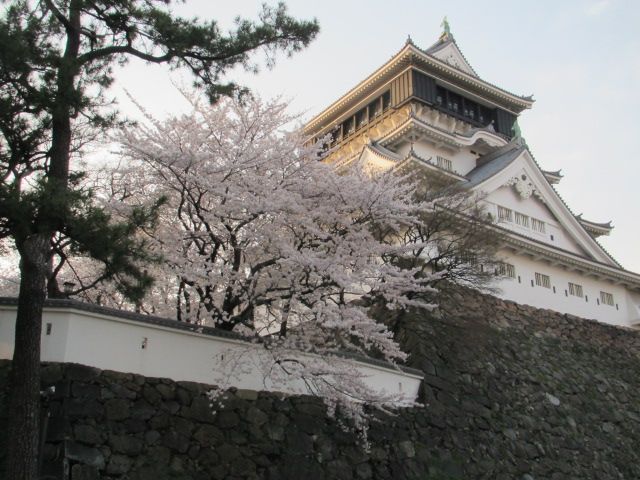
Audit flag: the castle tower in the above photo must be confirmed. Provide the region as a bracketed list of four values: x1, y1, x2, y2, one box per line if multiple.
[304, 22, 640, 327]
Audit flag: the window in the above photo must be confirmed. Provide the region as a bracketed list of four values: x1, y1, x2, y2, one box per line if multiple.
[514, 212, 530, 228]
[600, 291, 614, 306]
[447, 91, 462, 113]
[330, 90, 391, 145]
[368, 98, 381, 118]
[436, 156, 453, 172]
[568, 282, 583, 298]
[497, 206, 513, 222]
[381, 91, 391, 111]
[431, 82, 494, 126]
[535, 272, 551, 288]
[458, 252, 478, 266]
[532, 218, 546, 233]
[342, 117, 354, 136]
[330, 127, 343, 146]
[355, 108, 368, 129]
[498, 263, 516, 278]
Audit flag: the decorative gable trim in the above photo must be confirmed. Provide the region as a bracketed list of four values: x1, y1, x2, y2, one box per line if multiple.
[505, 174, 546, 204]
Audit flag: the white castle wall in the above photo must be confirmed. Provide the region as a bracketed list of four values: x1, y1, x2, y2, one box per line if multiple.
[494, 251, 640, 327]
[0, 303, 422, 404]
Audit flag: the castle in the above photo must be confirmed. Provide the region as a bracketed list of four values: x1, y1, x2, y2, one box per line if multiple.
[303, 22, 640, 327]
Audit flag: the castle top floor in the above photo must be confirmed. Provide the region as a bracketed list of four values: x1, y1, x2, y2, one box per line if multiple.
[305, 30, 534, 149]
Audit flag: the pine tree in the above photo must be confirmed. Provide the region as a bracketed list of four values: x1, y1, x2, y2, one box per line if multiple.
[0, 1, 318, 477]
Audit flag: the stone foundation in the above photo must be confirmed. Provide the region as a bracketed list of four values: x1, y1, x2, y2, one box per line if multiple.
[1, 286, 639, 479]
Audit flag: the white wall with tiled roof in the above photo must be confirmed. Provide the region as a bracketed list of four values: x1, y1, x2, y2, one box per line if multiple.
[0, 304, 422, 404]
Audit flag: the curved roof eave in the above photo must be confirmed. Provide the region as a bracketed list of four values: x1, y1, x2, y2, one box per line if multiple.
[378, 115, 510, 151]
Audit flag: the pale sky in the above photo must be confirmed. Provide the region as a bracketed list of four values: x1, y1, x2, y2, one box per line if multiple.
[110, 0, 640, 272]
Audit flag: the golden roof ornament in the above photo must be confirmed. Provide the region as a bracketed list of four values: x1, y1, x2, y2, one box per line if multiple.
[440, 16, 451, 39]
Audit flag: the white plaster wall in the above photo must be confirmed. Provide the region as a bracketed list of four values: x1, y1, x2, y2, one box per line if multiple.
[484, 186, 586, 256]
[624, 290, 640, 326]
[494, 250, 637, 326]
[0, 309, 71, 362]
[396, 140, 478, 176]
[0, 306, 421, 404]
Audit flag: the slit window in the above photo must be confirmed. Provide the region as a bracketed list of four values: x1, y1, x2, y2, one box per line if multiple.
[498, 206, 513, 222]
[532, 218, 546, 233]
[498, 263, 516, 278]
[435, 156, 453, 172]
[514, 212, 529, 228]
[600, 291, 614, 306]
[568, 282, 583, 298]
[535, 272, 551, 289]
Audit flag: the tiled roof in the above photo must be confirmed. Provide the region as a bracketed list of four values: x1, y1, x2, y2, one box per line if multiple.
[464, 143, 526, 187]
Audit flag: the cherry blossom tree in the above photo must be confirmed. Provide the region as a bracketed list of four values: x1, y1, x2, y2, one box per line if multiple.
[106, 94, 439, 434]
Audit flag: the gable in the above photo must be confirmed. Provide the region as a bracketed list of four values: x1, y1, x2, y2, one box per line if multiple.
[484, 182, 588, 257]
[469, 147, 618, 267]
[427, 40, 478, 77]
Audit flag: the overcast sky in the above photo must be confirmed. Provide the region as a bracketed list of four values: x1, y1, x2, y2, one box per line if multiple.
[111, 0, 640, 272]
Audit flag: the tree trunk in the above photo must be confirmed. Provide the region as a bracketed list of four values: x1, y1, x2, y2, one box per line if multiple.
[5, 6, 82, 476]
[5, 233, 49, 480]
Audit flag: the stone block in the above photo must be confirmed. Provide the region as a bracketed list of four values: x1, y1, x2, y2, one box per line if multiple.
[41, 364, 63, 385]
[236, 389, 259, 401]
[109, 434, 144, 455]
[107, 454, 133, 475]
[230, 457, 256, 476]
[245, 406, 268, 426]
[156, 383, 176, 400]
[65, 441, 105, 469]
[146, 445, 171, 466]
[143, 384, 162, 405]
[105, 398, 130, 421]
[216, 410, 239, 429]
[67, 399, 103, 419]
[71, 382, 101, 400]
[65, 364, 101, 382]
[398, 440, 415, 459]
[71, 464, 100, 480]
[186, 396, 217, 424]
[193, 424, 224, 447]
[74, 424, 102, 445]
[131, 399, 156, 420]
[161, 429, 189, 453]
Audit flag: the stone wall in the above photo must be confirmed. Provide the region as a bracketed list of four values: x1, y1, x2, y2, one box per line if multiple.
[2, 287, 640, 479]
